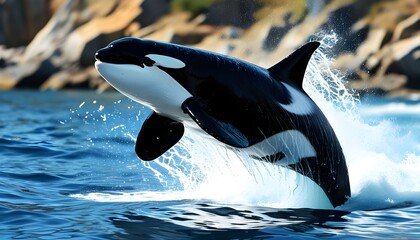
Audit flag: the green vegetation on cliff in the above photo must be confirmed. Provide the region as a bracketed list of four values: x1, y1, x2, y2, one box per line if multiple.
[170, 0, 217, 15]
[256, 0, 306, 21]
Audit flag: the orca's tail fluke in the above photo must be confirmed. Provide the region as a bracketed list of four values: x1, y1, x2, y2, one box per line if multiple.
[267, 42, 320, 88]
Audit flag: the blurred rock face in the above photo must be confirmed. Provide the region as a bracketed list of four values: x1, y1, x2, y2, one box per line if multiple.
[0, 0, 51, 47]
[0, 0, 147, 90]
[0, 0, 418, 97]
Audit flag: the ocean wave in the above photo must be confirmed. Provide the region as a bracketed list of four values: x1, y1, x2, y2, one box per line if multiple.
[360, 102, 420, 116]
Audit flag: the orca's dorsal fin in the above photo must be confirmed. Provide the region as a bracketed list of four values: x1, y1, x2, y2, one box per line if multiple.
[268, 42, 320, 88]
[135, 112, 184, 161]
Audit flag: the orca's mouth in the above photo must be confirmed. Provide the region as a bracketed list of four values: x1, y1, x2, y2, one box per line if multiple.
[95, 47, 155, 68]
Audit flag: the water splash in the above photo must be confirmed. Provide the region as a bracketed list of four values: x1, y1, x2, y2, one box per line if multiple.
[306, 33, 360, 114]
[305, 34, 420, 211]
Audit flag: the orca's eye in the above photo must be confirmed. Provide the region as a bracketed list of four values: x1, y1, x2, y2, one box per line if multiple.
[143, 57, 155, 67]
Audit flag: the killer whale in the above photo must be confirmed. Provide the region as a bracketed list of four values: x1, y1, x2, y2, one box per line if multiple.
[95, 37, 351, 207]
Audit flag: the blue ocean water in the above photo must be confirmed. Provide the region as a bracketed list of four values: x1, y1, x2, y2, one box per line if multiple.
[0, 90, 419, 239]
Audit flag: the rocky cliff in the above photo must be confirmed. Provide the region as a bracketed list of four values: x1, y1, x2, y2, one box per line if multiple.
[0, 0, 418, 98]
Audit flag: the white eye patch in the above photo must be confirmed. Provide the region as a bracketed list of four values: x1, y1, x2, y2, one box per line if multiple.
[146, 54, 186, 69]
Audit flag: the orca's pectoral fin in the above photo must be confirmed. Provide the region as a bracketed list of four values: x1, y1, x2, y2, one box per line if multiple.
[182, 97, 249, 148]
[135, 112, 184, 161]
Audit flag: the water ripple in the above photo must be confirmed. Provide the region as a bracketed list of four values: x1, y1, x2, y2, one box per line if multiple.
[0, 91, 419, 239]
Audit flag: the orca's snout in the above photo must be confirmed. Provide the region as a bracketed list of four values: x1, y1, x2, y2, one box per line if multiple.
[95, 45, 144, 67]
[95, 47, 112, 62]
[95, 45, 127, 63]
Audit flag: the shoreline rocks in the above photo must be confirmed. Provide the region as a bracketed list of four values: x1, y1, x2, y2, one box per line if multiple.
[0, 0, 418, 98]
